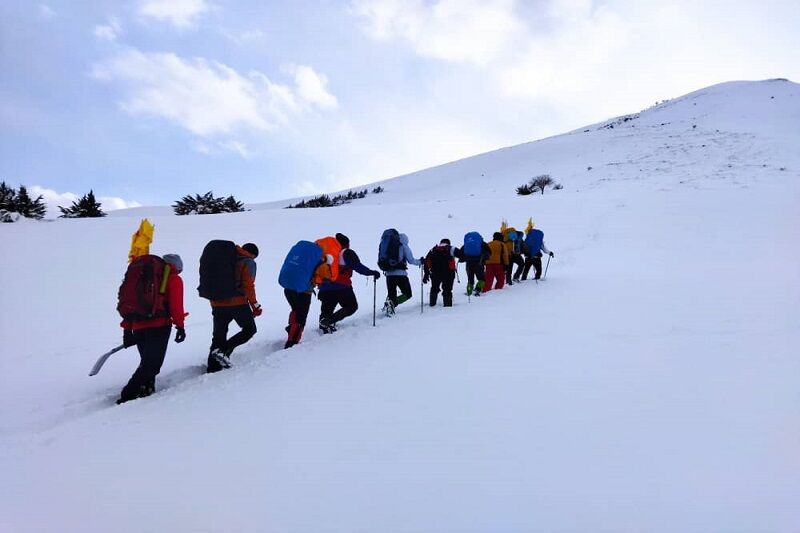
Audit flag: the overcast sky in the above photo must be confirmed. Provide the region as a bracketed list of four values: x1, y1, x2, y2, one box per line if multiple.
[1, 0, 798, 211]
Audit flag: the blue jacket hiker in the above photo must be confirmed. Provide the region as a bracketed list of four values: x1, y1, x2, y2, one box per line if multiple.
[379, 231, 423, 316]
[522, 228, 554, 280]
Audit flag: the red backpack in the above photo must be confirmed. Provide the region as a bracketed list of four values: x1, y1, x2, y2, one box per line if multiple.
[117, 255, 170, 321]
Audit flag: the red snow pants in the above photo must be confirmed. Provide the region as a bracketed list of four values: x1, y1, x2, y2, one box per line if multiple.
[484, 264, 505, 291]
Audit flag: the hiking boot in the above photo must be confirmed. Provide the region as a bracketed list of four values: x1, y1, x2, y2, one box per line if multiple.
[284, 340, 296, 349]
[139, 381, 155, 398]
[382, 299, 395, 317]
[210, 348, 231, 369]
[319, 318, 337, 334]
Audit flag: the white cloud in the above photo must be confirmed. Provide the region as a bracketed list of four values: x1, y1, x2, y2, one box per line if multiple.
[28, 186, 142, 217]
[138, 0, 211, 29]
[94, 17, 123, 41]
[192, 139, 252, 158]
[92, 49, 339, 150]
[99, 196, 144, 211]
[38, 4, 55, 20]
[498, 4, 628, 103]
[289, 65, 339, 110]
[352, 0, 524, 66]
[352, 0, 800, 140]
[220, 28, 267, 46]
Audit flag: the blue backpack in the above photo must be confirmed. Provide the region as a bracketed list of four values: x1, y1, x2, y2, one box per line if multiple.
[378, 229, 404, 271]
[512, 232, 524, 254]
[279, 241, 323, 292]
[463, 231, 483, 257]
[525, 229, 544, 254]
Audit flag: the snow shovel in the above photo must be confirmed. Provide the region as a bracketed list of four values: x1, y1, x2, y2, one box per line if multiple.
[89, 344, 126, 376]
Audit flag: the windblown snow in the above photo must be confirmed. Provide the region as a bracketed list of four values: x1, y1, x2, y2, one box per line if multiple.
[1, 79, 799, 532]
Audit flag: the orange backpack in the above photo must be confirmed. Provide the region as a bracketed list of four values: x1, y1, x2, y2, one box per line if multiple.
[314, 236, 342, 284]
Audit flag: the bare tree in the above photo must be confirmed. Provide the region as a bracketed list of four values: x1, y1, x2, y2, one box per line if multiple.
[530, 174, 554, 195]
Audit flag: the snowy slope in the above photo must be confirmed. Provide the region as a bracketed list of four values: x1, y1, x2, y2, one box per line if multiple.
[1, 79, 799, 532]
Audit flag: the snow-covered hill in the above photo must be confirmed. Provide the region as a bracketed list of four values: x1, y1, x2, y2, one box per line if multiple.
[2, 79, 799, 532]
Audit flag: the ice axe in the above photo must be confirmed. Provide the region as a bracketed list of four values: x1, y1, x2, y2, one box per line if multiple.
[89, 344, 126, 376]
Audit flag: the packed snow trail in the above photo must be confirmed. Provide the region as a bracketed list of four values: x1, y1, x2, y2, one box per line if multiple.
[3, 179, 800, 532]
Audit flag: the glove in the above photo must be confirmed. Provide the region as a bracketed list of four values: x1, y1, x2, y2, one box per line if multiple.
[122, 329, 135, 348]
[174, 327, 186, 343]
[252, 303, 263, 317]
[549, 251, 555, 257]
[423, 274, 430, 284]
[419, 257, 425, 264]
[372, 271, 381, 280]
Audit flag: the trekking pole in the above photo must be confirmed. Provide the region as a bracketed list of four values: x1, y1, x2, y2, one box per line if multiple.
[420, 265, 424, 315]
[543, 254, 552, 280]
[89, 344, 126, 376]
[455, 263, 461, 284]
[373, 278, 377, 327]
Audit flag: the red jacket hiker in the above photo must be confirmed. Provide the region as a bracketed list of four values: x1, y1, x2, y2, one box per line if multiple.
[120, 270, 186, 331]
[117, 254, 186, 405]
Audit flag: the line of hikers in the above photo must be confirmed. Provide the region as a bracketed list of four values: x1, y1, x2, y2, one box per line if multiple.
[114, 223, 553, 404]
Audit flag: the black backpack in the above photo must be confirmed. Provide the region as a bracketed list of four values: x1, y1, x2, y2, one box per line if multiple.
[427, 245, 455, 275]
[198, 240, 239, 300]
[378, 229, 405, 271]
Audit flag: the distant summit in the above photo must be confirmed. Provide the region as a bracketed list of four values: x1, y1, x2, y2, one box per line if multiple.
[111, 79, 799, 215]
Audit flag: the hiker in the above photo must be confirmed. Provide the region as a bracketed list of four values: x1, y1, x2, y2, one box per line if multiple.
[117, 254, 186, 404]
[483, 232, 508, 292]
[460, 231, 490, 297]
[512, 231, 526, 282]
[279, 240, 335, 349]
[423, 238, 458, 307]
[522, 225, 555, 280]
[318, 233, 381, 333]
[200, 241, 261, 373]
[503, 227, 524, 285]
[378, 230, 424, 316]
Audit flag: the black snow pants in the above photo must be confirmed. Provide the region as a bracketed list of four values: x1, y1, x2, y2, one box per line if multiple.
[521, 254, 543, 280]
[386, 275, 412, 306]
[464, 259, 485, 287]
[430, 272, 455, 307]
[211, 304, 256, 356]
[119, 325, 171, 402]
[506, 253, 525, 283]
[284, 289, 312, 346]
[319, 287, 359, 325]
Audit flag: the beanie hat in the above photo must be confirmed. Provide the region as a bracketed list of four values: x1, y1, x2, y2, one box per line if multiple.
[439, 238, 450, 245]
[242, 243, 259, 258]
[335, 233, 350, 248]
[162, 254, 183, 273]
